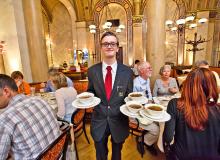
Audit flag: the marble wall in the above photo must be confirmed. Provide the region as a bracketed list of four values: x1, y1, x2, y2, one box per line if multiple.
[0, 0, 23, 77]
[48, 2, 73, 67]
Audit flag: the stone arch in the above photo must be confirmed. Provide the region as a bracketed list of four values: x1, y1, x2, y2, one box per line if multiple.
[59, 0, 77, 49]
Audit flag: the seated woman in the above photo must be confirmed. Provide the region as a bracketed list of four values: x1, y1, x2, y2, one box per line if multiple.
[51, 72, 77, 122]
[163, 68, 220, 159]
[11, 71, 31, 95]
[44, 67, 73, 92]
[153, 65, 179, 97]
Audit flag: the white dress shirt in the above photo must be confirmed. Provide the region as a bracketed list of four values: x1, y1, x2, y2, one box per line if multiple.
[133, 76, 152, 100]
[102, 61, 117, 88]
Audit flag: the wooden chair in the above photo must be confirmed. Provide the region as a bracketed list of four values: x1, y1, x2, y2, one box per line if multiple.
[36, 120, 70, 160]
[71, 109, 90, 160]
[85, 108, 94, 122]
[129, 118, 147, 157]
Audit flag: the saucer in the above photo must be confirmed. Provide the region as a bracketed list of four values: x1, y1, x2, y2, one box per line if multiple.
[120, 105, 139, 118]
[139, 110, 171, 122]
[157, 96, 171, 101]
[124, 97, 148, 104]
[72, 97, 101, 109]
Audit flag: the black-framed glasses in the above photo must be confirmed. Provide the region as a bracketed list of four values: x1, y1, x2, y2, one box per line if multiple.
[101, 42, 118, 48]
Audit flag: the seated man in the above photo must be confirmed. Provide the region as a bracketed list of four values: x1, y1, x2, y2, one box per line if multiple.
[0, 74, 61, 159]
[44, 67, 73, 92]
[132, 61, 159, 155]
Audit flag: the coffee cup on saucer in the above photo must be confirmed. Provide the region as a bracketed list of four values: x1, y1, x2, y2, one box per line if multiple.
[77, 92, 94, 104]
[126, 101, 143, 113]
[144, 104, 164, 117]
[128, 92, 144, 101]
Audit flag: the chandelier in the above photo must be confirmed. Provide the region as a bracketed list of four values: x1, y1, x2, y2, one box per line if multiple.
[165, 13, 208, 34]
[89, 1, 125, 34]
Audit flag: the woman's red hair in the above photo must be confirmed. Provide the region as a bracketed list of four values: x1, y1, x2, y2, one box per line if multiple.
[177, 68, 219, 131]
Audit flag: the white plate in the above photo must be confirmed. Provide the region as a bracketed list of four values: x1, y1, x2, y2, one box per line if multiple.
[157, 96, 171, 101]
[120, 105, 139, 118]
[124, 97, 148, 104]
[139, 110, 171, 122]
[72, 97, 101, 109]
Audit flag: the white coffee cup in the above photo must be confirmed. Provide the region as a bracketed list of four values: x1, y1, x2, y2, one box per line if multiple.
[77, 92, 94, 104]
[128, 92, 144, 101]
[144, 104, 164, 117]
[126, 101, 143, 113]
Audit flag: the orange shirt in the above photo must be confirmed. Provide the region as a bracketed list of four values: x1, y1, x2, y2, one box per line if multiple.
[18, 81, 31, 95]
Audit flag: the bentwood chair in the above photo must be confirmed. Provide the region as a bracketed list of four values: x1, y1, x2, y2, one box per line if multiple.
[71, 109, 90, 160]
[36, 120, 70, 160]
[129, 118, 147, 157]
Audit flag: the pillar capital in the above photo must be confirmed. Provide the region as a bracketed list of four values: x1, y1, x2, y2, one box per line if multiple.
[132, 15, 144, 24]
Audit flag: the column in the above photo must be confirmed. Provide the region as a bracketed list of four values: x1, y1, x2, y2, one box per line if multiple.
[196, 11, 210, 63]
[146, 0, 166, 82]
[134, 0, 141, 15]
[22, 0, 49, 82]
[133, 16, 144, 61]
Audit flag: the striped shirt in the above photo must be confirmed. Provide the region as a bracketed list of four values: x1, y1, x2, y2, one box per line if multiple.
[0, 94, 61, 160]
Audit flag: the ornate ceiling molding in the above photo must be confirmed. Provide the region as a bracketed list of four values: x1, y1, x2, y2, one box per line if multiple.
[41, 0, 53, 22]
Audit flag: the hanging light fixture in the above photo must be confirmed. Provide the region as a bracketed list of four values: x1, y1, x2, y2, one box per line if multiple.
[89, 1, 125, 34]
[165, 13, 208, 33]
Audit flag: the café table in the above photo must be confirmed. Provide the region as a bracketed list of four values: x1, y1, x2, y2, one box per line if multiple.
[153, 94, 180, 152]
[35, 92, 58, 112]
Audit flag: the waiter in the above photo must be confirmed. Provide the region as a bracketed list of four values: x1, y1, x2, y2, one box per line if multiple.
[87, 31, 133, 160]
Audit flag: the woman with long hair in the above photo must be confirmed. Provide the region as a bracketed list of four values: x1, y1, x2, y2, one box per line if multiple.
[163, 68, 220, 159]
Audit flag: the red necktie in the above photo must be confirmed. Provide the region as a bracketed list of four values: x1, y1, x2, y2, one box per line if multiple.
[105, 66, 112, 101]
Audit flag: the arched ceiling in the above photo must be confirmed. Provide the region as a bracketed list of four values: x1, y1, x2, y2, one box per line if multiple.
[41, 0, 220, 23]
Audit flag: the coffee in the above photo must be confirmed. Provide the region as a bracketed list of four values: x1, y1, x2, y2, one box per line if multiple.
[148, 106, 162, 111]
[129, 104, 142, 109]
[130, 93, 142, 97]
[79, 95, 91, 99]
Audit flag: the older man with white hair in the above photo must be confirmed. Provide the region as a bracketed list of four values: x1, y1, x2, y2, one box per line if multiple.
[132, 61, 159, 156]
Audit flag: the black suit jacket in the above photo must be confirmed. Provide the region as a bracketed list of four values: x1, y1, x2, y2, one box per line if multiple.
[87, 62, 133, 143]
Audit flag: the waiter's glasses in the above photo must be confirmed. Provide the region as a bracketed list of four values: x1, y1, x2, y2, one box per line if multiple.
[101, 42, 118, 48]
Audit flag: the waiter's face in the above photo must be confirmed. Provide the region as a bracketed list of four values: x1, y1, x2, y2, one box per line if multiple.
[101, 35, 119, 59]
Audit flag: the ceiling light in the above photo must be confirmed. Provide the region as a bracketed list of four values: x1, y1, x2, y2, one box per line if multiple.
[185, 16, 195, 22]
[198, 18, 208, 24]
[176, 19, 186, 25]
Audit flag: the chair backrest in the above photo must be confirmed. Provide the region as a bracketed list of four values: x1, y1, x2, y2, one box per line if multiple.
[71, 109, 85, 132]
[36, 120, 70, 160]
[129, 118, 145, 136]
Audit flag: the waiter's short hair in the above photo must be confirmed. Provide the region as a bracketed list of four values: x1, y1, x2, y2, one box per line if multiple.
[100, 31, 119, 46]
